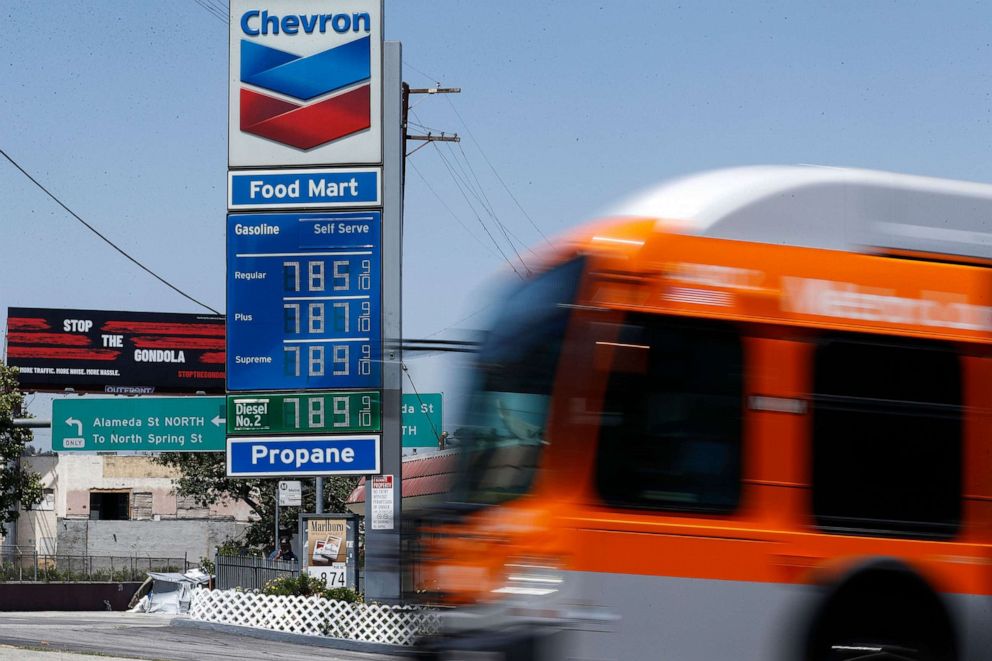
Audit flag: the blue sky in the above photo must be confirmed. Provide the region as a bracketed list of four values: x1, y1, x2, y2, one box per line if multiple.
[2, 1, 992, 445]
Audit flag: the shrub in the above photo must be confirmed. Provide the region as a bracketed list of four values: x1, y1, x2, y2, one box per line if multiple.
[262, 573, 327, 598]
[261, 574, 362, 602]
[217, 540, 262, 557]
[323, 586, 361, 603]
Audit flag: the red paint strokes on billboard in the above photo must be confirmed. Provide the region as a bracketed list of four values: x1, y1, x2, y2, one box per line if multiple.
[131, 336, 226, 350]
[6, 347, 120, 361]
[6, 333, 91, 346]
[6, 318, 50, 331]
[199, 351, 226, 364]
[101, 322, 224, 336]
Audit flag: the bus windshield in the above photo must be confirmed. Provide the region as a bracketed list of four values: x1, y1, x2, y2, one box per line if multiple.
[453, 258, 585, 506]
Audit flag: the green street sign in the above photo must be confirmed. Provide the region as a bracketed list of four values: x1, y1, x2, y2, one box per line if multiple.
[53, 397, 226, 452]
[226, 391, 381, 436]
[402, 393, 442, 447]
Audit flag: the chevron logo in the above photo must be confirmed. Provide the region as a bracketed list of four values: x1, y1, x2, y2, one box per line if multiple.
[239, 37, 371, 150]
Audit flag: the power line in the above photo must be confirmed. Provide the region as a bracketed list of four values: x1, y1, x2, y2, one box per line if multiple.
[443, 142, 530, 275]
[445, 96, 552, 247]
[205, 0, 229, 18]
[421, 128, 528, 273]
[402, 338, 478, 356]
[432, 143, 523, 279]
[403, 60, 442, 85]
[192, 0, 227, 24]
[447, 141, 533, 272]
[424, 305, 492, 339]
[408, 159, 501, 260]
[412, 109, 533, 274]
[408, 119, 448, 134]
[0, 147, 221, 315]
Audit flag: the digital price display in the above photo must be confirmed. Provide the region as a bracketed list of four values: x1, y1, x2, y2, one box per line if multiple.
[226, 211, 381, 392]
[227, 391, 381, 436]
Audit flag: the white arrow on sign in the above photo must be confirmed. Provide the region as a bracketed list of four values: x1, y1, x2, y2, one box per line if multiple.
[212, 415, 226, 427]
[65, 417, 83, 436]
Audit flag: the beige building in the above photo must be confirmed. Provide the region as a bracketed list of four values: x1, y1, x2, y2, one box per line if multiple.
[13, 454, 254, 563]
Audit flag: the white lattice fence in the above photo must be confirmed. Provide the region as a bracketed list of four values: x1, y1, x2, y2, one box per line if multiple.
[188, 588, 439, 646]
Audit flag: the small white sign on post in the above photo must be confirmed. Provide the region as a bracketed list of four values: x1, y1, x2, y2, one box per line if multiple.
[278, 480, 302, 506]
[370, 474, 394, 530]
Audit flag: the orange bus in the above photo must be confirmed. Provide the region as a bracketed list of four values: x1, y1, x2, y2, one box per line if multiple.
[416, 166, 992, 661]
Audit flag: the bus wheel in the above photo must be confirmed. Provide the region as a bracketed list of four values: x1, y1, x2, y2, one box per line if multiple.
[804, 561, 958, 661]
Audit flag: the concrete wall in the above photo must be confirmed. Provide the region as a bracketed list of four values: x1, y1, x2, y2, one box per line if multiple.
[16, 456, 59, 554]
[58, 519, 251, 562]
[21, 454, 254, 522]
[12, 455, 256, 560]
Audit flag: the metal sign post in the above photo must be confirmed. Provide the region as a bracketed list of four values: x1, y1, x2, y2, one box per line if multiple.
[274, 487, 280, 554]
[363, 41, 403, 603]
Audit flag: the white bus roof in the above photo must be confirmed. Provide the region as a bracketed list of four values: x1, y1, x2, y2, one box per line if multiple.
[612, 165, 992, 260]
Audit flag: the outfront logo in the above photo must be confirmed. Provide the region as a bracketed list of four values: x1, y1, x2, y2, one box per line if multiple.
[240, 35, 371, 150]
[229, 1, 382, 167]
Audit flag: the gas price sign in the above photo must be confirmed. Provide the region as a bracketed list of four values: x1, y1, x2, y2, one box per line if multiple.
[227, 212, 381, 392]
[227, 391, 381, 436]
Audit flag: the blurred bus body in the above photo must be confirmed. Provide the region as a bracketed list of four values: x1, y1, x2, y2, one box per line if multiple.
[417, 166, 992, 661]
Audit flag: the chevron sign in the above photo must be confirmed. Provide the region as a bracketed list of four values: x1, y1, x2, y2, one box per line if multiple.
[229, 1, 383, 167]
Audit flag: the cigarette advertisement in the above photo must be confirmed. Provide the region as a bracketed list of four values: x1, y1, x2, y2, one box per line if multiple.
[306, 519, 347, 566]
[300, 514, 357, 590]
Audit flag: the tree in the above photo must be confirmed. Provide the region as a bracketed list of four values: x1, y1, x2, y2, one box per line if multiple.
[0, 362, 43, 523]
[154, 451, 357, 550]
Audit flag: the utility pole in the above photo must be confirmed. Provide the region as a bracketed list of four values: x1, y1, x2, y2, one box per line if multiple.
[403, 85, 462, 158]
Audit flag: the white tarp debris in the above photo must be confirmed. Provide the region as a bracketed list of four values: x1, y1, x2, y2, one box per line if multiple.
[128, 568, 210, 614]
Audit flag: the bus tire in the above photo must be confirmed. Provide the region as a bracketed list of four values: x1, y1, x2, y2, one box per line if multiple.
[803, 559, 958, 661]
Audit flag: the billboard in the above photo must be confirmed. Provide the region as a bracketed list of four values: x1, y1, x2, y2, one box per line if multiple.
[228, 0, 384, 167]
[5, 307, 225, 394]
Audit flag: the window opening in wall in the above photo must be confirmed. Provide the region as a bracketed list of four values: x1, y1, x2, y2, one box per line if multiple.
[89, 491, 130, 521]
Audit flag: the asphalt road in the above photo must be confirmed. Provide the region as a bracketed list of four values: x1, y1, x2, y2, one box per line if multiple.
[0, 612, 406, 661]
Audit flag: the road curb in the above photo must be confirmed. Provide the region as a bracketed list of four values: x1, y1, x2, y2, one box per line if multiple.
[172, 616, 414, 657]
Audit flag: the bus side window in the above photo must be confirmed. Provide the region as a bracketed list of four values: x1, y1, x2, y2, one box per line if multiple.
[812, 336, 962, 539]
[594, 315, 744, 513]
